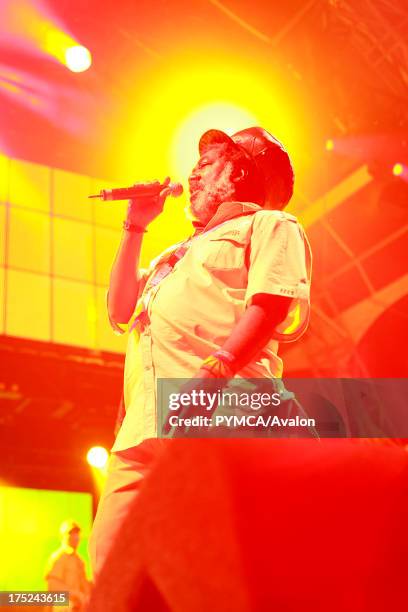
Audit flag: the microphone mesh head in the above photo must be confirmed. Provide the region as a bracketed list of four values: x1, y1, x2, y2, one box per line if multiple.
[170, 182, 184, 197]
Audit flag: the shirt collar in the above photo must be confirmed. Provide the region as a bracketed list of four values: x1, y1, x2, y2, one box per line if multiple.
[60, 544, 77, 555]
[193, 201, 262, 236]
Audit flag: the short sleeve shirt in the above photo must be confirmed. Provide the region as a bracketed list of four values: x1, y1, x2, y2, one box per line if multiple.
[44, 548, 88, 610]
[112, 202, 312, 451]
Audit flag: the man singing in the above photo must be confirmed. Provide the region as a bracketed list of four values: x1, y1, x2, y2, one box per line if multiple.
[89, 127, 312, 574]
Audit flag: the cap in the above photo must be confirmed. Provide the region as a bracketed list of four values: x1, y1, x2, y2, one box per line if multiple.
[60, 520, 81, 536]
[199, 126, 294, 208]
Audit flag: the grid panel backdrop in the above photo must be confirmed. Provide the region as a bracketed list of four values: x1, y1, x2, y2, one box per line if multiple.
[0, 153, 127, 353]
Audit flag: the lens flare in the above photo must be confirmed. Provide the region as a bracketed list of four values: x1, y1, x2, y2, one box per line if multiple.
[392, 163, 404, 176]
[87, 446, 108, 468]
[65, 46, 92, 73]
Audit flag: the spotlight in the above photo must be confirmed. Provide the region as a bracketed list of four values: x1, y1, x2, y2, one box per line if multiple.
[87, 446, 108, 468]
[65, 46, 92, 73]
[325, 139, 334, 152]
[392, 163, 404, 176]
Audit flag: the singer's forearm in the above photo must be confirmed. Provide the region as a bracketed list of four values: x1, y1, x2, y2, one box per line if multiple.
[108, 230, 145, 324]
[107, 181, 172, 324]
[217, 294, 292, 371]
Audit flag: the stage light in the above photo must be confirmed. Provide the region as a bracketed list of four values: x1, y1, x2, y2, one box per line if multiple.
[65, 46, 92, 73]
[87, 446, 108, 468]
[325, 139, 334, 152]
[392, 163, 404, 176]
[2, 1, 78, 66]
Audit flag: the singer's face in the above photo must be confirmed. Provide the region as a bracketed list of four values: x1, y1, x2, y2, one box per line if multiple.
[187, 144, 235, 225]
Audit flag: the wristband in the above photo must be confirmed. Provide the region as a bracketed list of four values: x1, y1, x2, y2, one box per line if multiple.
[200, 354, 235, 378]
[213, 349, 237, 369]
[123, 220, 147, 233]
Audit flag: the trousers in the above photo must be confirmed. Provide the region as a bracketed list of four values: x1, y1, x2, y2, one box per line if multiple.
[88, 438, 168, 576]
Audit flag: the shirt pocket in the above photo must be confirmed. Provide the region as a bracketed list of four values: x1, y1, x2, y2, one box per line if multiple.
[204, 232, 248, 270]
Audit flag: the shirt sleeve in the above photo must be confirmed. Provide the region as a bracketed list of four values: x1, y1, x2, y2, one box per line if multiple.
[246, 211, 312, 342]
[245, 210, 310, 304]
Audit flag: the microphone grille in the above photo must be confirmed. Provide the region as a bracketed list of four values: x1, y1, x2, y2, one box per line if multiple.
[170, 182, 184, 197]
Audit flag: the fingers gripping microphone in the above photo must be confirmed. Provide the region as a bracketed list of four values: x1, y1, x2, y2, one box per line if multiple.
[88, 181, 183, 201]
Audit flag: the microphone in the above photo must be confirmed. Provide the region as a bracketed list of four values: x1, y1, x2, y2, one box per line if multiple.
[88, 181, 183, 201]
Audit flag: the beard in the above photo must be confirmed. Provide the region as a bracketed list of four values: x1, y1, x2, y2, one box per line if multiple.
[188, 162, 235, 226]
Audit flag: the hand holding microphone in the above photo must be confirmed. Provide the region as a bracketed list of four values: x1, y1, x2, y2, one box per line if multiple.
[89, 177, 184, 229]
[126, 177, 178, 228]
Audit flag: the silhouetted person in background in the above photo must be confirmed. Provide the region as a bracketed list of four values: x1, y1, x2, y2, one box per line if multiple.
[45, 520, 91, 611]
